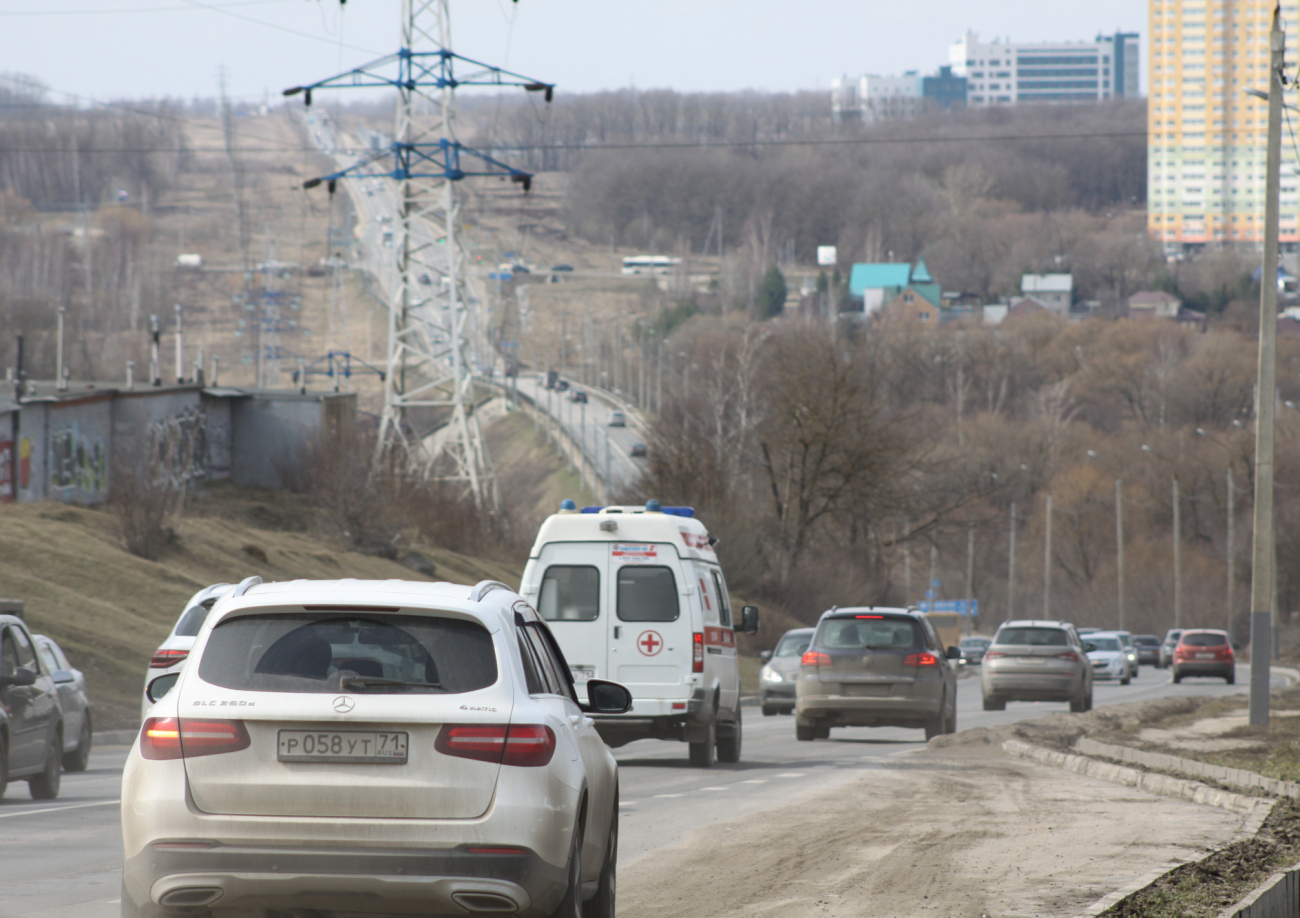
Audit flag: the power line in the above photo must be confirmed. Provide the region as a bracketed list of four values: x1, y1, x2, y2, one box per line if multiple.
[176, 0, 381, 55]
[0, 0, 291, 15]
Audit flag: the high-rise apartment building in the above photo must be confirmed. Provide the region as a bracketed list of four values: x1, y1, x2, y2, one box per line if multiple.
[1149, 0, 1299, 250]
[949, 31, 1140, 106]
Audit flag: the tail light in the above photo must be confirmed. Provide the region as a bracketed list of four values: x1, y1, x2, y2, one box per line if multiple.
[984, 650, 1007, 660]
[150, 649, 189, 669]
[801, 650, 832, 667]
[436, 724, 556, 767]
[904, 652, 940, 667]
[1054, 652, 1080, 663]
[140, 717, 250, 760]
[693, 632, 704, 673]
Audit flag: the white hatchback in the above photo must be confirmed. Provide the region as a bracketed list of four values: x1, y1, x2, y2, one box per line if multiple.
[122, 577, 630, 918]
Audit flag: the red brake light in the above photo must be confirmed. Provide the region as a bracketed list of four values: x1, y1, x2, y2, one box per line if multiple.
[1055, 651, 1080, 663]
[693, 632, 704, 673]
[984, 650, 1007, 660]
[140, 717, 249, 760]
[904, 652, 940, 667]
[150, 648, 189, 669]
[801, 651, 832, 667]
[855, 615, 884, 619]
[436, 724, 556, 767]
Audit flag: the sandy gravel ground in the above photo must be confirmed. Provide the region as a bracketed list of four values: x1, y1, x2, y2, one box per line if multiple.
[619, 744, 1243, 918]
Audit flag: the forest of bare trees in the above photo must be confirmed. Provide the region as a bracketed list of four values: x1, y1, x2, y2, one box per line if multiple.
[632, 311, 1300, 642]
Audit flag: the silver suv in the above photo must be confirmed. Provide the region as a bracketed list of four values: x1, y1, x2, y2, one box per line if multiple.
[795, 607, 959, 741]
[981, 620, 1093, 712]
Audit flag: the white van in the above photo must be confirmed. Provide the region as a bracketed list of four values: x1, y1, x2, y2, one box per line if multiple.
[520, 500, 759, 767]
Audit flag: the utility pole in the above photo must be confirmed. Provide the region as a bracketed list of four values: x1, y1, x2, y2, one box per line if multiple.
[1173, 476, 1183, 629]
[1116, 479, 1126, 631]
[965, 525, 975, 635]
[1043, 494, 1053, 619]
[1249, 6, 1284, 727]
[928, 542, 938, 613]
[1228, 464, 1236, 641]
[1008, 502, 1017, 621]
[55, 308, 66, 391]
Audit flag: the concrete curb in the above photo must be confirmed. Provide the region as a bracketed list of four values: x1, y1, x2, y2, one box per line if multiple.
[1272, 665, 1300, 686]
[1076, 736, 1300, 801]
[1003, 738, 1268, 816]
[1220, 858, 1300, 918]
[1078, 861, 1185, 917]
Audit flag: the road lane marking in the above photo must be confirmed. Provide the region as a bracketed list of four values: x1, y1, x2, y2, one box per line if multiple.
[701, 786, 730, 791]
[619, 801, 636, 806]
[776, 773, 807, 778]
[0, 799, 118, 819]
[740, 779, 768, 784]
[653, 793, 684, 798]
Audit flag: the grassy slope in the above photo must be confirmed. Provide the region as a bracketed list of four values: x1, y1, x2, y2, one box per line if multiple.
[0, 492, 522, 729]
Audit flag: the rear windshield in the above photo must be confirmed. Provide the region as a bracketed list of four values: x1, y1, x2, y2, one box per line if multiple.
[960, 638, 990, 648]
[1089, 637, 1121, 651]
[539, 566, 600, 622]
[198, 613, 498, 694]
[818, 616, 923, 651]
[617, 567, 680, 622]
[1134, 636, 1160, 646]
[1182, 632, 1227, 647]
[774, 633, 813, 658]
[174, 605, 212, 638]
[995, 627, 1069, 647]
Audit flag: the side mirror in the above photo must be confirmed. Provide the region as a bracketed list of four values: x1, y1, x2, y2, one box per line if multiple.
[583, 679, 632, 715]
[146, 672, 181, 704]
[0, 668, 37, 688]
[52, 669, 76, 685]
[759, 650, 772, 661]
[945, 646, 961, 660]
[1084, 642, 1096, 654]
[741, 605, 760, 636]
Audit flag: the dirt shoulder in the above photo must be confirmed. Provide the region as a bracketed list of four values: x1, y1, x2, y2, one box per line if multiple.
[620, 742, 1244, 918]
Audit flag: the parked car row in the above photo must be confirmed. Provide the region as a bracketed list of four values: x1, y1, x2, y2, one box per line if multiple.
[0, 614, 93, 801]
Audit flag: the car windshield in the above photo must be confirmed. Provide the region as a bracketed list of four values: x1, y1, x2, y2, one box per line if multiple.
[1182, 632, 1227, 647]
[1089, 637, 1121, 651]
[995, 627, 1068, 646]
[174, 604, 212, 637]
[198, 612, 497, 694]
[774, 634, 812, 657]
[818, 616, 922, 650]
[960, 639, 990, 648]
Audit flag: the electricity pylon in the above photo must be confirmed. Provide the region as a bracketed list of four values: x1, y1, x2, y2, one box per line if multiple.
[288, 0, 552, 509]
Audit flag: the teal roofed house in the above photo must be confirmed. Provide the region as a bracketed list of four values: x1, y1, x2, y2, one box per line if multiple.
[847, 258, 941, 318]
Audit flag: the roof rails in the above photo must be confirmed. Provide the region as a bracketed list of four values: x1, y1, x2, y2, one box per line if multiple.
[469, 580, 513, 603]
[231, 576, 263, 598]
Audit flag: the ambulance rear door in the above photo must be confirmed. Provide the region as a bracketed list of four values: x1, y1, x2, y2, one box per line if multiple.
[609, 542, 691, 702]
[533, 542, 608, 685]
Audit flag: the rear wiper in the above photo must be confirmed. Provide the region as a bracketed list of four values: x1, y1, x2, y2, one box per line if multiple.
[339, 676, 443, 691]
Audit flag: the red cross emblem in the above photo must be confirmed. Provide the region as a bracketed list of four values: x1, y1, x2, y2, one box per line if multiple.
[637, 630, 664, 657]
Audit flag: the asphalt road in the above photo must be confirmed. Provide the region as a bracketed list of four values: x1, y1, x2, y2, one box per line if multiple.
[3, 664, 1280, 918]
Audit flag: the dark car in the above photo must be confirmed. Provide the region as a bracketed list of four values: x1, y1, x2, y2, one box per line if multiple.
[569, 389, 588, 403]
[795, 607, 959, 741]
[958, 637, 992, 665]
[629, 442, 648, 458]
[1172, 630, 1235, 683]
[0, 615, 64, 800]
[1133, 634, 1161, 666]
[550, 264, 575, 272]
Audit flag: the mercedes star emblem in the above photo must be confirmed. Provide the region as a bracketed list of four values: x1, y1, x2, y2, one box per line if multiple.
[333, 695, 355, 713]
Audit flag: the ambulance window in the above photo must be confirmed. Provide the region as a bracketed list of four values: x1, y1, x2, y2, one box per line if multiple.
[538, 566, 600, 622]
[711, 571, 732, 627]
[617, 566, 679, 622]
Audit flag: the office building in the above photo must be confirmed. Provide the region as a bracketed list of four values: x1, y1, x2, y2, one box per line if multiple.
[1148, 0, 1299, 250]
[949, 31, 1140, 105]
[831, 69, 967, 123]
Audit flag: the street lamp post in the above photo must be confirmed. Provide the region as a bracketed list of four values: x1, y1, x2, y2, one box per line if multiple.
[1116, 479, 1125, 632]
[1043, 493, 1053, 619]
[1008, 502, 1017, 621]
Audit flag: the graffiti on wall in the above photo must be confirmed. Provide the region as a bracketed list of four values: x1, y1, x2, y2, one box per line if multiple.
[150, 407, 209, 487]
[18, 436, 31, 491]
[0, 440, 11, 502]
[49, 424, 108, 496]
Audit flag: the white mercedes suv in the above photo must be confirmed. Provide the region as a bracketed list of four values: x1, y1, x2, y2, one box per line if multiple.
[122, 576, 630, 918]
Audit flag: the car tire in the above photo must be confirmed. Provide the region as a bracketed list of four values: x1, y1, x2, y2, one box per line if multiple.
[583, 802, 617, 918]
[1085, 691, 1094, 712]
[945, 702, 957, 735]
[814, 724, 831, 740]
[1226, 671, 1236, 685]
[688, 720, 716, 768]
[982, 695, 1005, 711]
[795, 723, 815, 741]
[762, 704, 777, 717]
[29, 733, 62, 800]
[0, 732, 8, 802]
[924, 701, 945, 741]
[716, 703, 742, 764]
[63, 712, 92, 773]
[1172, 669, 1182, 684]
[549, 820, 583, 918]
[1120, 676, 1131, 686]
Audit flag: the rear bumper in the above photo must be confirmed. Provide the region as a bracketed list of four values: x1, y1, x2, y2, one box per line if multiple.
[590, 688, 713, 746]
[759, 684, 796, 705]
[123, 843, 564, 918]
[982, 672, 1079, 700]
[795, 693, 939, 726]
[1174, 662, 1234, 677]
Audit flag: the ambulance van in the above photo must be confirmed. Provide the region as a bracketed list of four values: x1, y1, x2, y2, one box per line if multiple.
[520, 500, 759, 767]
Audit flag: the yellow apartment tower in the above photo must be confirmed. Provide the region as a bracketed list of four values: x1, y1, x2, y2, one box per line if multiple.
[1149, 0, 1298, 250]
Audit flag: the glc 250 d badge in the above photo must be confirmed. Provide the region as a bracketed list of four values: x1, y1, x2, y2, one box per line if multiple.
[333, 695, 355, 713]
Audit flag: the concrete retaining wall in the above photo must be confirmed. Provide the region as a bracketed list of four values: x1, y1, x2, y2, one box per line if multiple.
[1221, 861, 1300, 918]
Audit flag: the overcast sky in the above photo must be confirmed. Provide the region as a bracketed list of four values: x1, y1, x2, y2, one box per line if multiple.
[0, 0, 1144, 106]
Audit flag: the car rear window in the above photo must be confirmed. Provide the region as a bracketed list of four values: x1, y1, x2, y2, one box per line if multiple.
[539, 566, 600, 622]
[818, 616, 923, 650]
[995, 627, 1069, 646]
[174, 605, 212, 637]
[1134, 636, 1160, 646]
[617, 567, 680, 622]
[198, 613, 497, 694]
[1181, 632, 1227, 647]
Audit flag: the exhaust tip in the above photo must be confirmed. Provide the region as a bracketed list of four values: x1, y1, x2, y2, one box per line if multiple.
[452, 892, 519, 913]
[159, 887, 223, 907]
